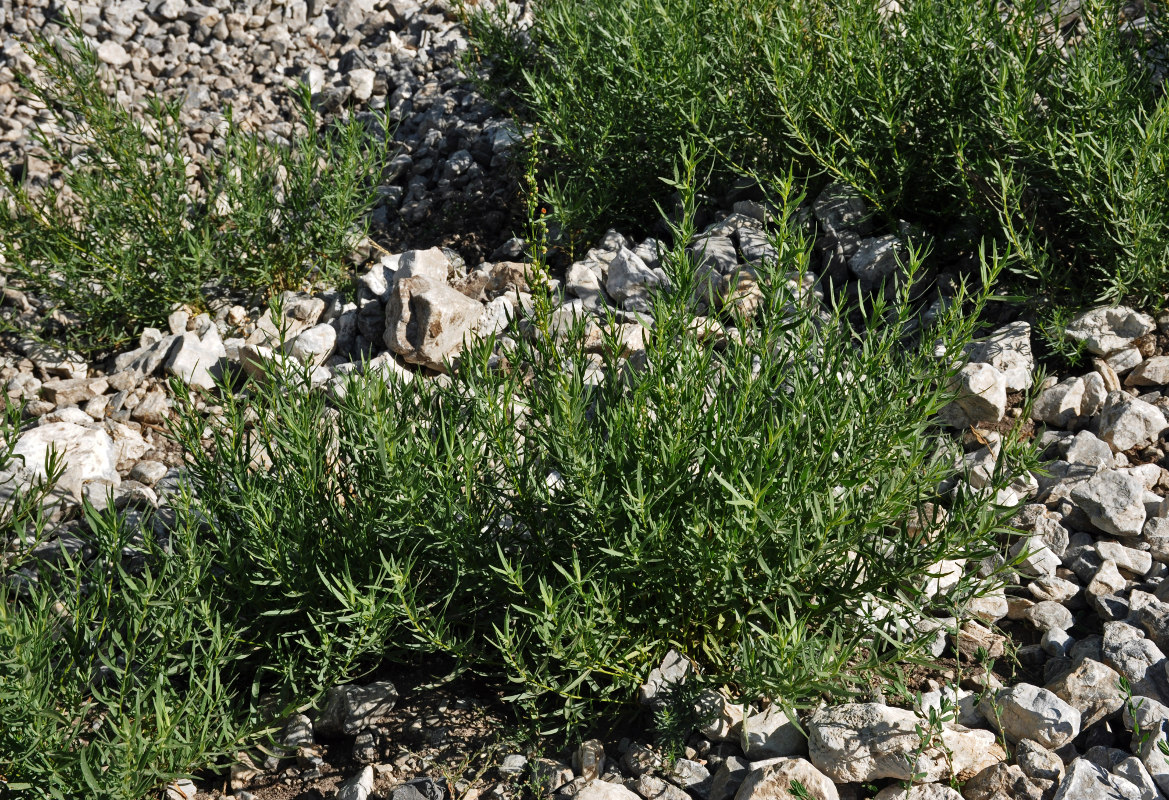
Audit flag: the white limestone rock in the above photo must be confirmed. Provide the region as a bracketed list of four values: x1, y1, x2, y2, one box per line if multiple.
[978, 684, 1080, 748]
[965, 321, 1034, 392]
[1065, 306, 1155, 356]
[1072, 469, 1147, 537]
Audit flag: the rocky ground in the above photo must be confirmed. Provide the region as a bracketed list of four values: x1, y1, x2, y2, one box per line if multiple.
[6, 3, 1169, 800]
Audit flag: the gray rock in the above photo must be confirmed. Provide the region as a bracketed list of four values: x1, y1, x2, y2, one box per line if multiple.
[1097, 392, 1168, 453]
[1102, 623, 1169, 702]
[573, 740, 605, 783]
[335, 765, 374, 800]
[1015, 738, 1065, 782]
[1066, 307, 1155, 356]
[848, 235, 902, 290]
[128, 460, 168, 486]
[1072, 469, 1147, 537]
[959, 763, 1050, 800]
[164, 330, 226, 391]
[1024, 600, 1074, 632]
[574, 780, 640, 800]
[707, 757, 749, 800]
[635, 775, 689, 800]
[966, 321, 1035, 392]
[1033, 374, 1108, 428]
[872, 785, 962, 800]
[1065, 430, 1115, 467]
[1113, 756, 1162, 800]
[384, 276, 484, 372]
[1127, 356, 1169, 388]
[665, 759, 710, 798]
[498, 755, 527, 776]
[1051, 759, 1143, 800]
[314, 681, 398, 736]
[732, 759, 837, 800]
[282, 714, 314, 748]
[740, 705, 806, 759]
[1097, 541, 1155, 575]
[531, 759, 574, 794]
[807, 703, 1002, 784]
[1129, 591, 1169, 653]
[39, 377, 107, 407]
[606, 247, 668, 309]
[114, 334, 179, 376]
[638, 649, 694, 707]
[1010, 535, 1062, 578]
[695, 690, 744, 743]
[978, 684, 1081, 748]
[1029, 575, 1082, 605]
[1046, 658, 1125, 728]
[1122, 695, 1169, 794]
[940, 362, 1007, 427]
[621, 743, 662, 777]
[285, 323, 337, 366]
[8, 421, 119, 501]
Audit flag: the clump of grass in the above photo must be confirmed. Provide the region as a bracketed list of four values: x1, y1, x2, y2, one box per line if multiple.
[465, 0, 1169, 309]
[0, 20, 392, 355]
[172, 166, 1026, 735]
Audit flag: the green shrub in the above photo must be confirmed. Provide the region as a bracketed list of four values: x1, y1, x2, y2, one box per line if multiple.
[0, 22, 392, 355]
[0, 396, 264, 798]
[466, 0, 1169, 307]
[172, 172, 1025, 735]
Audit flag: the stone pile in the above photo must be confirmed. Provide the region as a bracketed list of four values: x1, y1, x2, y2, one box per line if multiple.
[0, 0, 524, 259]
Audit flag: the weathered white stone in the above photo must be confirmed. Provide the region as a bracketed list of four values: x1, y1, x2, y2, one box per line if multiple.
[941, 362, 1007, 427]
[733, 759, 837, 800]
[573, 740, 606, 782]
[978, 684, 1081, 748]
[335, 765, 373, 800]
[873, 784, 963, 800]
[918, 686, 984, 728]
[314, 681, 398, 736]
[285, 323, 336, 367]
[1072, 470, 1147, 537]
[384, 276, 484, 372]
[1097, 541, 1154, 575]
[348, 68, 375, 102]
[1065, 430, 1114, 467]
[1114, 756, 1162, 800]
[1024, 600, 1074, 632]
[695, 690, 744, 743]
[848, 235, 902, 290]
[807, 703, 1003, 784]
[1016, 739, 1065, 782]
[966, 321, 1034, 392]
[639, 650, 695, 707]
[1053, 758, 1144, 800]
[636, 775, 690, 800]
[576, 780, 641, 800]
[1106, 346, 1144, 373]
[1127, 356, 1169, 387]
[8, 422, 119, 501]
[1096, 392, 1168, 453]
[1046, 658, 1125, 729]
[1103, 627, 1168, 703]
[1010, 535, 1062, 578]
[1028, 575, 1081, 604]
[164, 329, 227, 391]
[96, 40, 131, 66]
[741, 705, 805, 759]
[606, 246, 668, 308]
[1065, 306, 1155, 356]
[1033, 375, 1106, 428]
